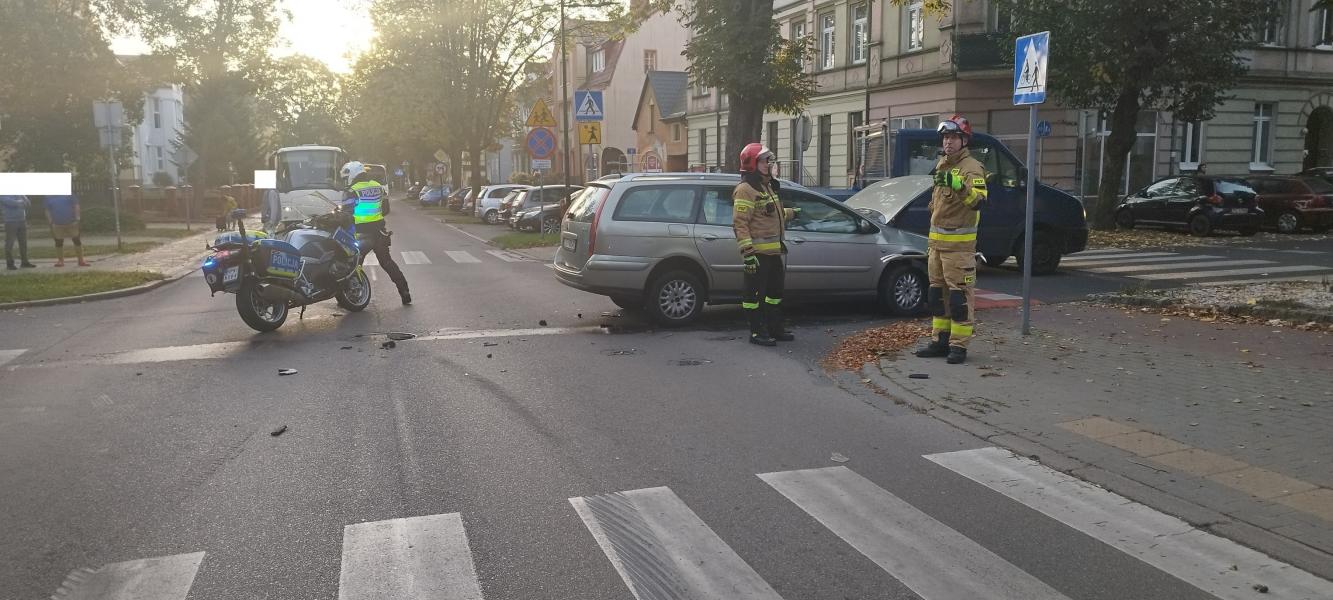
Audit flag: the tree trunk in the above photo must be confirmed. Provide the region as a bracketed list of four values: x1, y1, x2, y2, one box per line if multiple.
[450, 148, 463, 189]
[724, 93, 765, 173]
[1091, 89, 1142, 230]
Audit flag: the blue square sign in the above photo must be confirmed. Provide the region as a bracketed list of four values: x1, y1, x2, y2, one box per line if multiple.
[574, 90, 604, 122]
[1013, 32, 1050, 106]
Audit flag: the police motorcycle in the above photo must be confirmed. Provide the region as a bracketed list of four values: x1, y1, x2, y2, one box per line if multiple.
[200, 201, 370, 332]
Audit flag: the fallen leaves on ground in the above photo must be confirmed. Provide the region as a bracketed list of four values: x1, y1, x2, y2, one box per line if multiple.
[822, 321, 929, 371]
[1086, 228, 1330, 250]
[1088, 302, 1333, 333]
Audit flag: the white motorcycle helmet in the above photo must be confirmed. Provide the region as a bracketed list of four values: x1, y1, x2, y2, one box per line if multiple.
[340, 161, 367, 186]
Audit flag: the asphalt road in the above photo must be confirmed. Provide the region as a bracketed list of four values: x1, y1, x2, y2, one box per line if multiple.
[2, 203, 1329, 600]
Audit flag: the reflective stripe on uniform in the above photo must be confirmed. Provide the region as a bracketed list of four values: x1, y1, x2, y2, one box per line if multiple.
[929, 231, 977, 242]
[764, 297, 781, 305]
[930, 226, 977, 235]
[932, 317, 951, 332]
[742, 302, 760, 310]
[752, 242, 781, 252]
[951, 323, 974, 337]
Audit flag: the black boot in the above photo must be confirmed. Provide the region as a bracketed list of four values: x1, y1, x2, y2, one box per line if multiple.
[747, 310, 776, 346]
[400, 291, 412, 305]
[766, 305, 794, 342]
[946, 346, 967, 364]
[914, 332, 950, 358]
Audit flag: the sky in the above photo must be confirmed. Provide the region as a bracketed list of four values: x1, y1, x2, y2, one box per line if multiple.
[111, 0, 372, 74]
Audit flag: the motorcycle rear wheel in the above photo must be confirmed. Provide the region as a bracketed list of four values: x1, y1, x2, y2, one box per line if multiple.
[236, 279, 289, 332]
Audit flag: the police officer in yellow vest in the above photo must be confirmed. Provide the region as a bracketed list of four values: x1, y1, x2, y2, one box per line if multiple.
[341, 161, 411, 305]
[915, 115, 988, 364]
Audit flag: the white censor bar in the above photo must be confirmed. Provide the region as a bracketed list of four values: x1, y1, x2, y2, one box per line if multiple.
[0, 172, 72, 195]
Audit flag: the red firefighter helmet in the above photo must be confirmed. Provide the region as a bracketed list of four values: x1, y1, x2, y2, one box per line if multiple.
[937, 114, 973, 146]
[738, 143, 776, 173]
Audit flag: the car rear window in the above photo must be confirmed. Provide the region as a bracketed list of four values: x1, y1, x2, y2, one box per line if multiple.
[567, 187, 608, 223]
[613, 186, 698, 223]
[1212, 179, 1255, 199]
[1305, 177, 1333, 194]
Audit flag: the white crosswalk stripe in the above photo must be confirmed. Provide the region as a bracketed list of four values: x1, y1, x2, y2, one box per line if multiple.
[362, 253, 378, 267]
[926, 447, 1333, 600]
[1082, 259, 1273, 274]
[484, 249, 530, 262]
[760, 466, 1069, 600]
[0, 349, 28, 368]
[400, 251, 431, 264]
[1063, 251, 1178, 263]
[1061, 253, 1219, 266]
[1135, 264, 1332, 281]
[42, 449, 1333, 599]
[445, 250, 481, 264]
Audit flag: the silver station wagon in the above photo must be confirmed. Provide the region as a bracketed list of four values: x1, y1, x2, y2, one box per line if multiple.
[553, 173, 929, 326]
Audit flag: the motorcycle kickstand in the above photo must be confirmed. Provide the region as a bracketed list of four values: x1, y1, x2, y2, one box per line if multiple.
[298, 305, 306, 320]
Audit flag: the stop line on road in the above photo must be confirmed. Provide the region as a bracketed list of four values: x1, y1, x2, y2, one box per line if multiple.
[45, 447, 1333, 600]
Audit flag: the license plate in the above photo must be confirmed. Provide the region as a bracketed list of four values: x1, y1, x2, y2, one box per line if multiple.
[1231, 208, 1249, 215]
[563, 238, 577, 252]
[223, 266, 239, 283]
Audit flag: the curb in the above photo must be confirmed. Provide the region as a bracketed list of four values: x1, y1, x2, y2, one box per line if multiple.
[0, 249, 209, 311]
[1090, 294, 1333, 324]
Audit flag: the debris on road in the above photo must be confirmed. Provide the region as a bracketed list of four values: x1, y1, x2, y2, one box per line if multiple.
[821, 321, 929, 371]
[539, 320, 548, 326]
[278, 368, 298, 376]
[381, 341, 396, 350]
[270, 425, 288, 436]
[340, 346, 353, 350]
[830, 452, 849, 463]
[483, 342, 499, 347]
[908, 373, 930, 380]
[486, 354, 493, 359]
[1253, 583, 1269, 593]
[386, 332, 416, 341]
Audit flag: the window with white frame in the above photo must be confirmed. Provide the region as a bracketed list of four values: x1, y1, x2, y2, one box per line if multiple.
[1250, 103, 1274, 168]
[1180, 121, 1204, 169]
[644, 49, 657, 73]
[1258, 7, 1280, 45]
[673, 123, 682, 142]
[820, 13, 835, 70]
[851, 4, 868, 64]
[693, 76, 709, 97]
[152, 98, 162, 129]
[907, 1, 925, 51]
[155, 146, 164, 171]
[791, 19, 806, 42]
[591, 48, 605, 72]
[990, 4, 1012, 34]
[889, 114, 939, 131]
[1317, 7, 1332, 47]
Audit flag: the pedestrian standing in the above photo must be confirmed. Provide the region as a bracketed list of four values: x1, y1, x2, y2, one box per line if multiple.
[43, 194, 89, 267]
[733, 143, 798, 346]
[2, 194, 36, 270]
[914, 115, 989, 364]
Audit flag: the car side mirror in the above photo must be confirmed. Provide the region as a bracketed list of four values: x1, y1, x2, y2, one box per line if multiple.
[859, 219, 879, 234]
[1017, 167, 1029, 187]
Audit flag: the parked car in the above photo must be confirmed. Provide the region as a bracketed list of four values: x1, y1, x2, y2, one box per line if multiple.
[553, 173, 928, 326]
[1244, 175, 1333, 234]
[1114, 175, 1262, 237]
[506, 185, 584, 229]
[473, 185, 531, 224]
[1299, 166, 1333, 184]
[446, 187, 473, 212]
[498, 189, 529, 224]
[406, 181, 426, 201]
[419, 186, 446, 206]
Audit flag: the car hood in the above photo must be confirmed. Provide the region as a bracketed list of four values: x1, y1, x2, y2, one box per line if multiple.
[844, 176, 933, 225]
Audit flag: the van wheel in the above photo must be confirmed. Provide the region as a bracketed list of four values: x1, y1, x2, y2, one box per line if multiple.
[1189, 214, 1212, 237]
[878, 264, 927, 316]
[1276, 211, 1300, 234]
[646, 270, 704, 326]
[981, 254, 1009, 267]
[1016, 234, 1061, 275]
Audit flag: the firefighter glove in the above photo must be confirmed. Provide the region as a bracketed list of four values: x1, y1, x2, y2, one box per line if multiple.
[743, 254, 759, 274]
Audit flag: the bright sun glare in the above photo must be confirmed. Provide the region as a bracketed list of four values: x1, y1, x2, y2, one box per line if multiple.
[111, 0, 370, 74]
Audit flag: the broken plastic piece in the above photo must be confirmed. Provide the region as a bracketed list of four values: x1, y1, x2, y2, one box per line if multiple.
[908, 373, 930, 379]
[270, 425, 288, 436]
[278, 368, 298, 376]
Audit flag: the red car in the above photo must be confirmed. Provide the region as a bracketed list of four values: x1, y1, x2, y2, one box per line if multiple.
[1245, 175, 1333, 234]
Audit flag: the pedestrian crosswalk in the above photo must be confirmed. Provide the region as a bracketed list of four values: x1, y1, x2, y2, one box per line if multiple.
[48, 447, 1333, 600]
[357, 249, 535, 268]
[1062, 248, 1331, 284]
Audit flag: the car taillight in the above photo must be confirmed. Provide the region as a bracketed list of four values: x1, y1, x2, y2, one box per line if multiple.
[589, 196, 605, 254]
[1208, 194, 1224, 206]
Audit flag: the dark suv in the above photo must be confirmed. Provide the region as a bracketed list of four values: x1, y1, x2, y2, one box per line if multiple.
[1115, 176, 1262, 236]
[1247, 175, 1333, 233]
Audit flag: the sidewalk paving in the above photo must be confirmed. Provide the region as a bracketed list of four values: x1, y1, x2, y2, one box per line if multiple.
[865, 302, 1333, 577]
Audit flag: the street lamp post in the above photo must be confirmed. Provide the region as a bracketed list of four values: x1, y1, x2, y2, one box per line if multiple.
[560, 0, 572, 190]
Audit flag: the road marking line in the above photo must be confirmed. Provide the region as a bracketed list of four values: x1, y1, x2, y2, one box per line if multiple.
[51, 551, 205, 600]
[1061, 254, 1219, 267]
[485, 249, 529, 262]
[925, 447, 1333, 600]
[1060, 252, 1179, 265]
[338, 513, 483, 600]
[401, 251, 432, 265]
[0, 349, 27, 368]
[1276, 250, 1326, 255]
[977, 292, 1023, 301]
[1188, 274, 1332, 287]
[415, 325, 601, 342]
[1067, 247, 1131, 255]
[1134, 265, 1332, 281]
[445, 251, 481, 264]
[446, 223, 491, 244]
[368, 267, 377, 282]
[571, 487, 784, 600]
[362, 253, 379, 267]
[759, 467, 1069, 600]
[1083, 259, 1272, 274]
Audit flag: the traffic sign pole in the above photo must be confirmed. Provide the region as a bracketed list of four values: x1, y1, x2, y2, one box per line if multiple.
[1013, 31, 1049, 337]
[1022, 104, 1036, 335]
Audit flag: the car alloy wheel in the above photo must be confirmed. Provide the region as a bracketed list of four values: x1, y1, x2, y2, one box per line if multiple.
[1277, 211, 1300, 234]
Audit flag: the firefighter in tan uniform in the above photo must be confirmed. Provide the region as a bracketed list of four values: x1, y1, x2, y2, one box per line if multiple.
[915, 115, 988, 364]
[733, 143, 798, 346]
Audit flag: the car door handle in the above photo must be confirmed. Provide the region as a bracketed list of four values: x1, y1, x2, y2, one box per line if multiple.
[788, 236, 807, 244]
[700, 233, 720, 241]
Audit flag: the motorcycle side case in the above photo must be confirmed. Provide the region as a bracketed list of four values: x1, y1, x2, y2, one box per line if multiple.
[252, 239, 302, 279]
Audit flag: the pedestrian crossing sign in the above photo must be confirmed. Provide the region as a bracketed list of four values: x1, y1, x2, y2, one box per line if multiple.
[526, 99, 557, 128]
[1013, 31, 1049, 105]
[578, 122, 602, 145]
[574, 90, 604, 122]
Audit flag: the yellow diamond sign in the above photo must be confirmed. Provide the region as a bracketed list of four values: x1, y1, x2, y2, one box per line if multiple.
[526, 99, 557, 128]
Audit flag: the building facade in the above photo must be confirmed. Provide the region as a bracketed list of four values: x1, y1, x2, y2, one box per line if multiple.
[129, 84, 186, 187]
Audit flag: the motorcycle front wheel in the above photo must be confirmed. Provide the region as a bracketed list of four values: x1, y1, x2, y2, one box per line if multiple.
[336, 268, 373, 311]
[236, 279, 289, 332]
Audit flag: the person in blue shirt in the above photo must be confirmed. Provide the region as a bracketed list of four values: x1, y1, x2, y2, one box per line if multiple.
[44, 194, 89, 267]
[2, 195, 37, 270]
